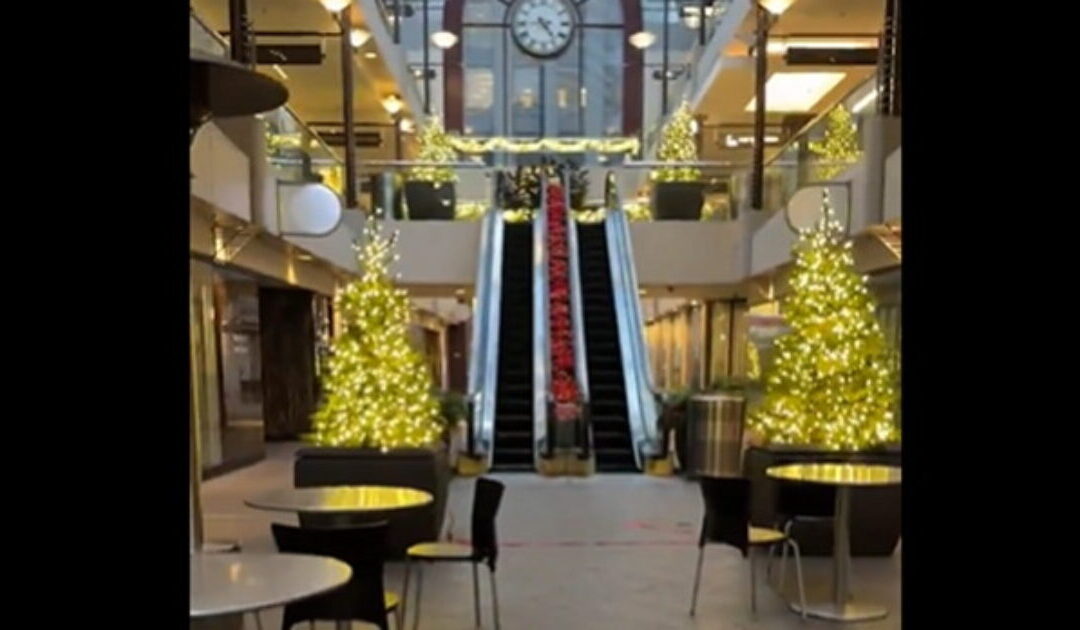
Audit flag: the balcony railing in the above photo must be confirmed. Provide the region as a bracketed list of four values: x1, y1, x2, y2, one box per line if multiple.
[189, 10, 346, 195]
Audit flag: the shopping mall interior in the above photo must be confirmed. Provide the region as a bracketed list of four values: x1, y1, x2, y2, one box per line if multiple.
[189, 0, 902, 628]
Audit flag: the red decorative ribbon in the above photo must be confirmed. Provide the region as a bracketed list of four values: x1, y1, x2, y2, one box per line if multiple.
[546, 183, 580, 417]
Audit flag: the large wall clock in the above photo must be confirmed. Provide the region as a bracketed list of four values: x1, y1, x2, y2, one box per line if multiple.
[509, 0, 577, 59]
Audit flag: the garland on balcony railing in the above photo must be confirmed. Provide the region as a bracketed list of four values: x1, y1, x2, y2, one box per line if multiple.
[547, 182, 580, 421]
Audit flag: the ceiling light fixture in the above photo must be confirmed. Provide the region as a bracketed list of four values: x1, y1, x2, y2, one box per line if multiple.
[759, 0, 796, 16]
[381, 94, 404, 116]
[628, 31, 657, 49]
[766, 37, 878, 55]
[319, 0, 352, 12]
[364, 51, 377, 59]
[430, 30, 459, 49]
[349, 27, 371, 49]
[744, 71, 846, 112]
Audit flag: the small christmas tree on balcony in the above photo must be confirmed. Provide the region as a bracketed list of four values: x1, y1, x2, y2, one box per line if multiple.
[308, 216, 442, 450]
[407, 115, 458, 187]
[653, 101, 701, 183]
[748, 192, 899, 451]
[808, 105, 862, 180]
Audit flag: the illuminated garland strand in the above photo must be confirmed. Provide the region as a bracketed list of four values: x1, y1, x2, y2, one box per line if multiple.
[449, 136, 640, 154]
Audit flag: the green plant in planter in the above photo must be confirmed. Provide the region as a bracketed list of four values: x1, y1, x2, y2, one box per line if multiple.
[407, 115, 458, 187]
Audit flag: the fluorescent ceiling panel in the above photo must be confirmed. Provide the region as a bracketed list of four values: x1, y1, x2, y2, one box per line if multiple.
[745, 72, 846, 112]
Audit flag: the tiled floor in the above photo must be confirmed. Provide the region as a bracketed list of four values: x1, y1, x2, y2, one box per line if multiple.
[201, 443, 900, 629]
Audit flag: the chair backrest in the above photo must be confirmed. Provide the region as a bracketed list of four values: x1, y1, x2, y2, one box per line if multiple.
[698, 476, 751, 556]
[271, 521, 390, 630]
[471, 477, 505, 569]
[777, 480, 836, 520]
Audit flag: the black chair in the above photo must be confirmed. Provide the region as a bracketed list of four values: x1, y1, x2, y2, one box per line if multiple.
[402, 477, 505, 630]
[774, 475, 835, 583]
[271, 522, 401, 630]
[690, 476, 806, 620]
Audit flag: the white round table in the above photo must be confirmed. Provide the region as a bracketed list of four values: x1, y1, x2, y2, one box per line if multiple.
[190, 553, 351, 618]
[767, 463, 901, 622]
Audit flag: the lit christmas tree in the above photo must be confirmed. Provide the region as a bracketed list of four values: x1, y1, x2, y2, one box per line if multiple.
[308, 216, 442, 450]
[653, 101, 701, 183]
[748, 193, 899, 450]
[407, 115, 458, 186]
[808, 105, 862, 180]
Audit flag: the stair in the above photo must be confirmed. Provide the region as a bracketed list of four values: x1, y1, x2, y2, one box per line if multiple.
[492, 223, 535, 471]
[576, 223, 637, 472]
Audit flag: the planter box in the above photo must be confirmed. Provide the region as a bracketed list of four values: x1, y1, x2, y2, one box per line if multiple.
[651, 181, 704, 220]
[744, 445, 901, 556]
[404, 181, 455, 220]
[294, 446, 451, 557]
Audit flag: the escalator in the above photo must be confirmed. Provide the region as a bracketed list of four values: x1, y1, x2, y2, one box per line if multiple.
[576, 224, 636, 471]
[491, 223, 536, 471]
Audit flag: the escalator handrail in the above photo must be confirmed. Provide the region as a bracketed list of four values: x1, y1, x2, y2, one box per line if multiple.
[563, 175, 592, 459]
[532, 178, 550, 466]
[603, 179, 662, 467]
[564, 181, 590, 406]
[465, 197, 504, 467]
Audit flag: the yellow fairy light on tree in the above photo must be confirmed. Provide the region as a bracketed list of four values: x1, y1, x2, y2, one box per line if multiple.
[748, 191, 899, 451]
[653, 101, 701, 183]
[308, 215, 442, 449]
[407, 115, 458, 187]
[808, 104, 862, 180]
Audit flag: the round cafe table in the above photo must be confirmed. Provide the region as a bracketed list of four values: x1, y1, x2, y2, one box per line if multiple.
[190, 552, 351, 619]
[767, 463, 901, 622]
[246, 485, 434, 526]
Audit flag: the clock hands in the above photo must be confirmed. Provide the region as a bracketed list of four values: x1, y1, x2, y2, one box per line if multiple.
[535, 16, 555, 38]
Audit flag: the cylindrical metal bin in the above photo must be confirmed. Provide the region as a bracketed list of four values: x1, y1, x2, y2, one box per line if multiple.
[686, 394, 747, 477]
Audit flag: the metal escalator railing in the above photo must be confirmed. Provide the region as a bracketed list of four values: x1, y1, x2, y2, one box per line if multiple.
[564, 178, 592, 460]
[465, 191, 504, 469]
[533, 179, 551, 465]
[603, 173, 663, 469]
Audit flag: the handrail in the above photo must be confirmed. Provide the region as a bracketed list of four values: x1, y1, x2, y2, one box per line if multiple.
[564, 176, 592, 460]
[190, 8, 343, 169]
[532, 178, 550, 467]
[464, 186, 504, 467]
[603, 172, 662, 469]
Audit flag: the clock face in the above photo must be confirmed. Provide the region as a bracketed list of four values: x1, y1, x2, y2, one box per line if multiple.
[509, 0, 576, 59]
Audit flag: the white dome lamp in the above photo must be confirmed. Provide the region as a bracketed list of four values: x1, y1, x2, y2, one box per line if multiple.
[430, 30, 459, 50]
[349, 27, 371, 49]
[280, 182, 344, 236]
[320, 0, 353, 13]
[628, 31, 656, 50]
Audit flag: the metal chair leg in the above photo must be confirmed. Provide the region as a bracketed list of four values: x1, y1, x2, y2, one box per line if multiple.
[750, 547, 758, 616]
[412, 563, 424, 630]
[250, 611, 264, 630]
[472, 562, 482, 628]
[401, 558, 412, 629]
[689, 545, 705, 616]
[779, 520, 793, 590]
[788, 539, 808, 622]
[489, 566, 501, 630]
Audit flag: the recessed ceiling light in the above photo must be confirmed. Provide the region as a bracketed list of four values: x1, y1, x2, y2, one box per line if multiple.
[745, 72, 846, 112]
[364, 51, 377, 59]
[297, 253, 314, 262]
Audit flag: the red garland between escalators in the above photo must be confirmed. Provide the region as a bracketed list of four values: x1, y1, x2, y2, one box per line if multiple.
[547, 182, 580, 422]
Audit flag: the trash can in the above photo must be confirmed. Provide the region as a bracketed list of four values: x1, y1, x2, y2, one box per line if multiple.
[686, 394, 746, 477]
